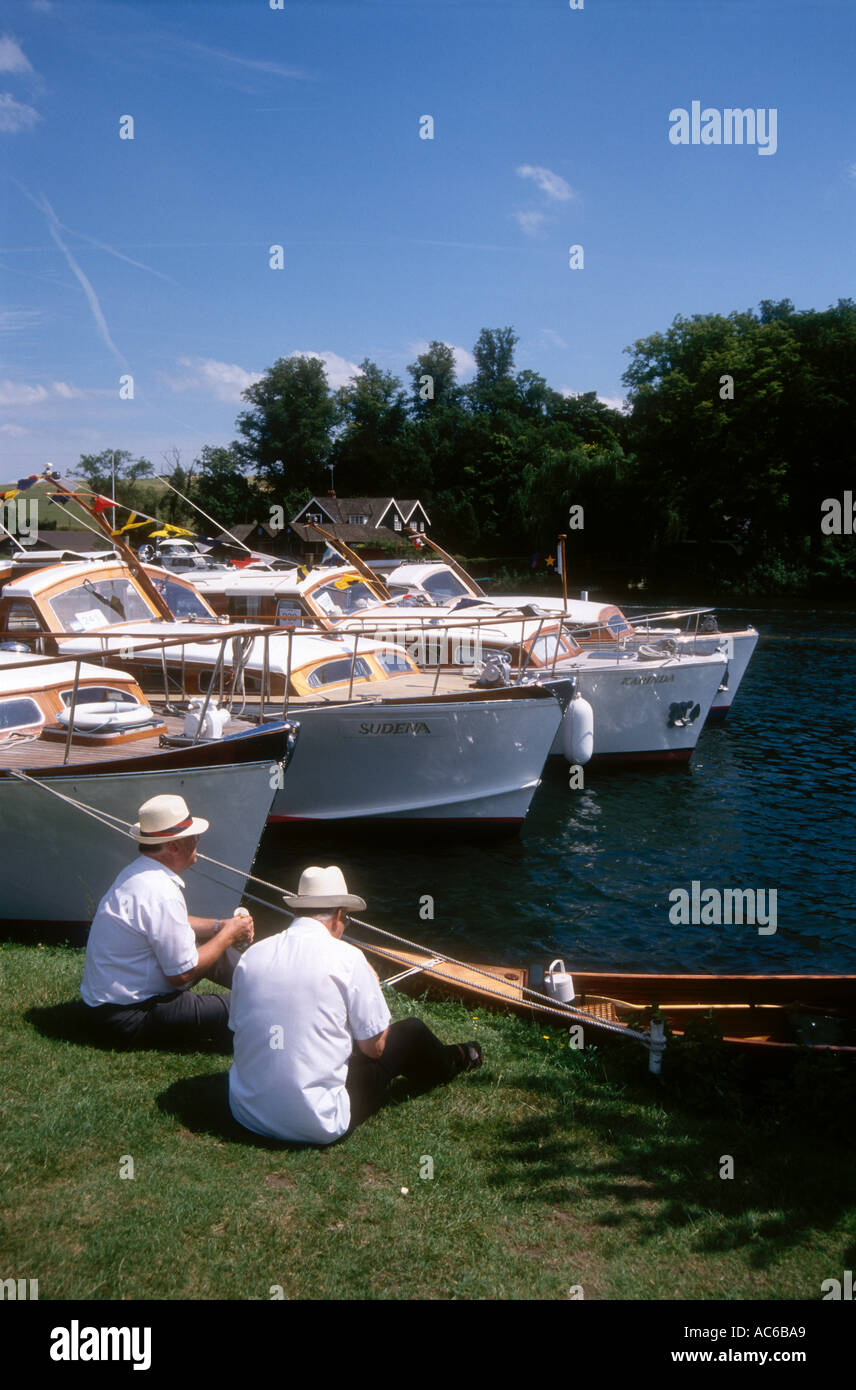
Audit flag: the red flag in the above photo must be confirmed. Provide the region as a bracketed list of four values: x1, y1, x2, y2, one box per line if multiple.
[92, 495, 114, 514]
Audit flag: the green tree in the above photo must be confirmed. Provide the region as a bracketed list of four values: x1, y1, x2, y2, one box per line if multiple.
[332, 360, 408, 494]
[235, 355, 337, 502]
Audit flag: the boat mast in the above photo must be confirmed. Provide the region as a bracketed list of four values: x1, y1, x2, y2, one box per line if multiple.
[41, 473, 175, 621]
[404, 527, 487, 598]
[306, 521, 392, 600]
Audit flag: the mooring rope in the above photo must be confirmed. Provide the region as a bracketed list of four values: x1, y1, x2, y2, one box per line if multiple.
[7, 768, 650, 1045]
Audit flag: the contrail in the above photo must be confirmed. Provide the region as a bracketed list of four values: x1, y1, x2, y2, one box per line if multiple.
[61, 225, 177, 284]
[15, 182, 127, 366]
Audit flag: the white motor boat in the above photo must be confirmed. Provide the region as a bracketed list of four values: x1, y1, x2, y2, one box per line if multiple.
[377, 555, 757, 723]
[0, 558, 566, 827]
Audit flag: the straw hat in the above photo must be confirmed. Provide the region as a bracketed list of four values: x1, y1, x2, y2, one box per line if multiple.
[283, 865, 366, 912]
[130, 794, 209, 845]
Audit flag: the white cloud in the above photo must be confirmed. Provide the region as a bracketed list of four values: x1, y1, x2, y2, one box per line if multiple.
[0, 379, 99, 406]
[560, 388, 629, 413]
[0, 37, 32, 73]
[409, 341, 476, 379]
[540, 328, 568, 350]
[0, 380, 49, 406]
[848, 162, 856, 179]
[0, 93, 40, 132]
[514, 210, 548, 238]
[516, 165, 576, 202]
[289, 350, 362, 389]
[0, 422, 28, 436]
[169, 357, 264, 403]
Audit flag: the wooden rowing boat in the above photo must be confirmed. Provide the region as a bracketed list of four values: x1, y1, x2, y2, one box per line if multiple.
[357, 938, 856, 1055]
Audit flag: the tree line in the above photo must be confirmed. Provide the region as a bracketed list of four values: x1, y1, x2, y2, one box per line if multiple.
[72, 301, 856, 595]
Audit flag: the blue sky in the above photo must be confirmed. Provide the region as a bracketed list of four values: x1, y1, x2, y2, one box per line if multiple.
[0, 0, 853, 478]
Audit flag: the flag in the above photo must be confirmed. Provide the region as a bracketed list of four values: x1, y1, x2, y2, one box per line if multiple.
[16, 476, 38, 491]
[112, 513, 151, 537]
[555, 545, 563, 577]
[92, 495, 114, 515]
[1, 488, 19, 501]
[411, 534, 425, 549]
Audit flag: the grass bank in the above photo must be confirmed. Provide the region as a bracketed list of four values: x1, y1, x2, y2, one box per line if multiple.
[3, 943, 854, 1301]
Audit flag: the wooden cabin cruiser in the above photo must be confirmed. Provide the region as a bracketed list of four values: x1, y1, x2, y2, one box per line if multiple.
[0, 649, 294, 925]
[184, 561, 727, 766]
[0, 559, 567, 826]
[376, 558, 757, 723]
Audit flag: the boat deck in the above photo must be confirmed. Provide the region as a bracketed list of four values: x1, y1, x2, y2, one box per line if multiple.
[0, 712, 262, 772]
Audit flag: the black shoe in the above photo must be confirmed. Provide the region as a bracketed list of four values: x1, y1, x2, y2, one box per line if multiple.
[455, 1040, 483, 1073]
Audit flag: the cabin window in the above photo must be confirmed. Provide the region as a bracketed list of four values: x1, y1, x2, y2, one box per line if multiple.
[229, 596, 262, 619]
[148, 576, 213, 620]
[377, 651, 413, 674]
[311, 579, 380, 616]
[275, 601, 304, 625]
[48, 578, 153, 631]
[393, 514, 402, 531]
[421, 571, 469, 602]
[527, 634, 569, 666]
[0, 696, 43, 730]
[60, 687, 138, 707]
[4, 601, 41, 632]
[305, 656, 372, 689]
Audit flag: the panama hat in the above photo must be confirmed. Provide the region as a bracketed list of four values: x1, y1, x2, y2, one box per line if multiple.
[283, 865, 366, 912]
[130, 794, 209, 845]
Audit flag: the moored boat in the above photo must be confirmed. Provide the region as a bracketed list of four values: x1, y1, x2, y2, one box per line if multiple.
[355, 936, 856, 1056]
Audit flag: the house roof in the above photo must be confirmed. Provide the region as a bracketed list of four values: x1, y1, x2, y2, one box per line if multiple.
[291, 496, 431, 529]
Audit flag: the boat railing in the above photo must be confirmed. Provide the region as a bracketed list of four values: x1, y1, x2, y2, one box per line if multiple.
[0, 623, 292, 760]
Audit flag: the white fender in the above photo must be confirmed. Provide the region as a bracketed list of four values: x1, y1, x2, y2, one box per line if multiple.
[561, 691, 594, 765]
[57, 700, 152, 730]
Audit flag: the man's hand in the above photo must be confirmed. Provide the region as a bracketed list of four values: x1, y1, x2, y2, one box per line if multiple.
[224, 911, 254, 947]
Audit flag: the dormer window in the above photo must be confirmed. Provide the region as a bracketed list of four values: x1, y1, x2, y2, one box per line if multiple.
[347, 514, 369, 525]
[393, 514, 402, 531]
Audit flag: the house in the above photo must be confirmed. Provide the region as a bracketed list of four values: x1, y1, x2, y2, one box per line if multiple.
[287, 495, 431, 563]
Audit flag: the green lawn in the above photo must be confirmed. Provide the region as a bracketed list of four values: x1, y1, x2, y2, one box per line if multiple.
[2, 943, 854, 1301]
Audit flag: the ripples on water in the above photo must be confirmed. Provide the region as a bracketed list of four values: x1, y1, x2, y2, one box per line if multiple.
[253, 605, 855, 974]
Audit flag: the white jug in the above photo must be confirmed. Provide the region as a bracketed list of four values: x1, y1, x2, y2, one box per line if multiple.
[544, 959, 575, 1004]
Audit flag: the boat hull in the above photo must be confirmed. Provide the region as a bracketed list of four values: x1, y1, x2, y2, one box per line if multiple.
[357, 940, 856, 1056]
[0, 759, 277, 924]
[269, 688, 563, 823]
[550, 654, 725, 763]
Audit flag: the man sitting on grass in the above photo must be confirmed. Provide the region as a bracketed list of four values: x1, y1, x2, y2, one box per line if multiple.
[81, 794, 254, 1048]
[227, 865, 482, 1145]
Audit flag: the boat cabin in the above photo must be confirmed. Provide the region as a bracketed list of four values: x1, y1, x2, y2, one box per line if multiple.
[0, 651, 164, 746]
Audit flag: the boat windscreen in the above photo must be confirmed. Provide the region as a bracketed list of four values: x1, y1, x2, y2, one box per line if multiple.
[311, 578, 383, 616]
[421, 570, 471, 602]
[48, 577, 155, 631]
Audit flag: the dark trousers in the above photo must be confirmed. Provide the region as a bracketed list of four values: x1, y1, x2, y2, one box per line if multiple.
[345, 1018, 462, 1131]
[84, 948, 239, 1050]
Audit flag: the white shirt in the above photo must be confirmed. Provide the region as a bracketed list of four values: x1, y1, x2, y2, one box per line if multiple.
[80, 856, 198, 1006]
[228, 916, 391, 1145]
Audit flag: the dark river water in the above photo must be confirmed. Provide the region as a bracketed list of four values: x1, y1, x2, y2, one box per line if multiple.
[251, 603, 856, 977]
